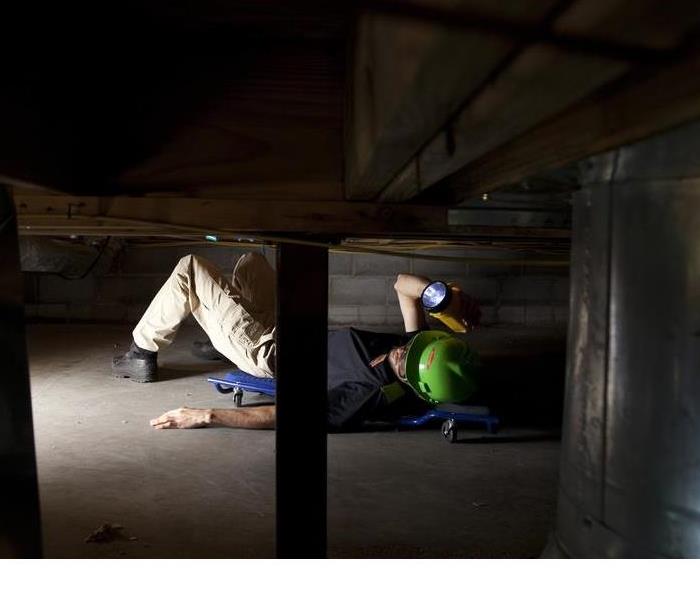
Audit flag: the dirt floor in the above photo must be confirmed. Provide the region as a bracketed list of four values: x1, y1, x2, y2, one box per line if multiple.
[26, 322, 564, 558]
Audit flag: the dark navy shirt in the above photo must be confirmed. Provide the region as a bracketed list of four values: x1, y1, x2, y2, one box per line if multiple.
[326, 328, 424, 430]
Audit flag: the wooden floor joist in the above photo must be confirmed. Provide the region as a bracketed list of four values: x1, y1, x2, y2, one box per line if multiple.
[13, 194, 447, 236]
[421, 49, 700, 203]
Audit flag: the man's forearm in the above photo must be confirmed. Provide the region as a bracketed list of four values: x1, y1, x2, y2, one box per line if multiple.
[394, 273, 430, 299]
[394, 273, 430, 332]
[151, 405, 276, 430]
[210, 406, 276, 429]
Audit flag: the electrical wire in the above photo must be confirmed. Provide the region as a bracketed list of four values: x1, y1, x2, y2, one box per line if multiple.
[58, 236, 112, 280]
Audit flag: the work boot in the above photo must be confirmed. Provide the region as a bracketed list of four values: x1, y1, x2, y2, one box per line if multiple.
[191, 340, 227, 361]
[112, 342, 158, 382]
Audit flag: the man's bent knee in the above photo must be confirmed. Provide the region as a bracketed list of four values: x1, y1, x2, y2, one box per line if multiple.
[176, 254, 209, 273]
[176, 254, 195, 270]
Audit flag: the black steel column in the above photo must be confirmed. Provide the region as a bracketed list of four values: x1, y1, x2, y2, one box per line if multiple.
[275, 242, 328, 558]
[0, 186, 42, 557]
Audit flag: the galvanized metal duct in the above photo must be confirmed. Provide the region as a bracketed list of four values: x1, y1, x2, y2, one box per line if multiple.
[545, 121, 700, 557]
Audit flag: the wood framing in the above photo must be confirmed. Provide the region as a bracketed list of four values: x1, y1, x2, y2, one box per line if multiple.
[13, 194, 447, 236]
[420, 48, 700, 202]
[346, 1, 562, 201]
[349, 0, 700, 204]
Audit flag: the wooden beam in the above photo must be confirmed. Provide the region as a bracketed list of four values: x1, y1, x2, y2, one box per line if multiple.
[0, 186, 43, 557]
[350, 0, 700, 204]
[381, 43, 626, 201]
[275, 243, 328, 558]
[420, 49, 700, 203]
[345, 1, 562, 201]
[13, 194, 447, 236]
[0, 11, 345, 199]
[363, 0, 688, 61]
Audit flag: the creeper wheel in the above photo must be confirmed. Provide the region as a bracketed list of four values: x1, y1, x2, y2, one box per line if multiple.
[442, 419, 458, 443]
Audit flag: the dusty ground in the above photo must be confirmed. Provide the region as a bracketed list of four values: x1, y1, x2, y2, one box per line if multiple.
[27, 322, 563, 558]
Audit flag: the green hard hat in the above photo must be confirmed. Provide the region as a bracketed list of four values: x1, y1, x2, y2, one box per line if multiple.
[404, 330, 479, 405]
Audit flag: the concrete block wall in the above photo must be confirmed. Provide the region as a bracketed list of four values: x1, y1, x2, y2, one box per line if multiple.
[23, 243, 569, 331]
[329, 248, 569, 331]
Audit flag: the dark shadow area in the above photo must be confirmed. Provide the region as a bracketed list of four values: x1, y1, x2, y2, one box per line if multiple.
[453, 429, 561, 444]
[155, 365, 226, 383]
[477, 350, 566, 429]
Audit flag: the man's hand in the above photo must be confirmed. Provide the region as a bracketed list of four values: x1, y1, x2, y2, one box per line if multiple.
[150, 407, 212, 430]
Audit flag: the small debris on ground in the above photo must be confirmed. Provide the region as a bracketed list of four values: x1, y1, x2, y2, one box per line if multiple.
[121, 420, 129, 424]
[85, 523, 126, 543]
[85, 523, 140, 544]
[472, 502, 489, 509]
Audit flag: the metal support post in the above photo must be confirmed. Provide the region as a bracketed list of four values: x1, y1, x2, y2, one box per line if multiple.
[0, 186, 42, 557]
[275, 242, 328, 558]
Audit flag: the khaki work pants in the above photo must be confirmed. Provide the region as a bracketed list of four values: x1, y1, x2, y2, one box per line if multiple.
[133, 253, 276, 377]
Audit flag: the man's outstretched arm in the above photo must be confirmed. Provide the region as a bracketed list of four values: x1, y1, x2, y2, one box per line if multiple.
[150, 405, 276, 430]
[394, 272, 482, 333]
[394, 273, 430, 333]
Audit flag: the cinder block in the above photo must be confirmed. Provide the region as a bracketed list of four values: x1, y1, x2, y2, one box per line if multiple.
[554, 305, 570, 325]
[329, 253, 353, 275]
[386, 278, 400, 305]
[413, 249, 468, 277]
[127, 303, 150, 323]
[523, 264, 569, 277]
[468, 263, 521, 278]
[330, 276, 387, 306]
[525, 304, 555, 326]
[502, 276, 555, 303]
[328, 306, 358, 327]
[97, 276, 163, 303]
[460, 278, 501, 303]
[385, 313, 405, 328]
[552, 277, 571, 303]
[357, 306, 390, 327]
[121, 246, 185, 274]
[68, 302, 126, 322]
[353, 253, 411, 276]
[376, 305, 404, 326]
[478, 306, 498, 325]
[36, 303, 69, 320]
[465, 249, 525, 278]
[64, 303, 92, 321]
[39, 276, 96, 303]
[498, 305, 526, 324]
